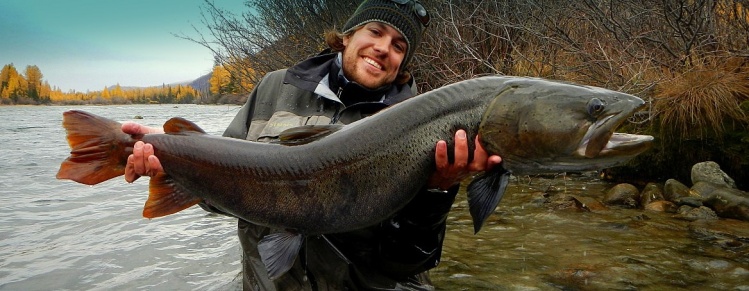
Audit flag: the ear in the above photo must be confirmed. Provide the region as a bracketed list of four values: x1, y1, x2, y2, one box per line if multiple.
[342, 35, 350, 47]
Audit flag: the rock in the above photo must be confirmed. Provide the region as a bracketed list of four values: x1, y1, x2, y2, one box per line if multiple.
[677, 205, 694, 214]
[691, 161, 737, 189]
[703, 188, 749, 221]
[570, 195, 607, 211]
[691, 181, 721, 198]
[639, 182, 665, 207]
[547, 194, 580, 211]
[673, 196, 703, 208]
[676, 206, 719, 221]
[644, 201, 678, 213]
[603, 183, 640, 208]
[688, 219, 749, 250]
[134, 115, 144, 119]
[664, 179, 691, 202]
[529, 192, 550, 207]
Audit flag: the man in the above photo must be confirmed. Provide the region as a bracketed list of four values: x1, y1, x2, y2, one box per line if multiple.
[123, 0, 501, 289]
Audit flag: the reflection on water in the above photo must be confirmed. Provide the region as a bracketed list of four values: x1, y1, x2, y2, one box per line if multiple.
[1, 105, 747, 290]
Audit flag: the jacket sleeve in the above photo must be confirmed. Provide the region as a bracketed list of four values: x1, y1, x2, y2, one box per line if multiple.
[375, 184, 459, 278]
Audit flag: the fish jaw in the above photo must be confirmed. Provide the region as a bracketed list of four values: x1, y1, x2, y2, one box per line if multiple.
[578, 97, 653, 159]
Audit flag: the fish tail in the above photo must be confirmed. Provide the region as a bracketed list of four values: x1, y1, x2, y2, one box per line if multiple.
[56, 110, 135, 185]
[143, 172, 202, 218]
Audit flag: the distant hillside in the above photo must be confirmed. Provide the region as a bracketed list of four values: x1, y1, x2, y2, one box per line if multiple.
[189, 72, 211, 94]
[105, 71, 212, 95]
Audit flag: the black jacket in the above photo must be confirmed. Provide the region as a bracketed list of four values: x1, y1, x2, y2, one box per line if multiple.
[207, 52, 458, 291]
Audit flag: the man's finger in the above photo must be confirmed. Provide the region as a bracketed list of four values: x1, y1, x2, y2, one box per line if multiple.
[147, 155, 163, 176]
[453, 130, 468, 169]
[434, 140, 449, 170]
[132, 141, 145, 175]
[125, 155, 140, 183]
[470, 135, 489, 171]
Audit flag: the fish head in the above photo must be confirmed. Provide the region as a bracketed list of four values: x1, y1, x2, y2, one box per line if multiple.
[478, 77, 654, 174]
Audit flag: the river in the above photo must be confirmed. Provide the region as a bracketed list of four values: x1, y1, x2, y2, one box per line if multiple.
[0, 105, 747, 290]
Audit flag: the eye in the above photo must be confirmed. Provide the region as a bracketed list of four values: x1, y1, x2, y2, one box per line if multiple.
[587, 98, 605, 116]
[393, 43, 405, 53]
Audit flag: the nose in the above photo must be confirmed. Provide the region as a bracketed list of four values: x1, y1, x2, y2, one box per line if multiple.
[372, 37, 390, 55]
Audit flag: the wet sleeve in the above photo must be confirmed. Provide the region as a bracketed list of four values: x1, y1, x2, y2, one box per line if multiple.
[375, 184, 460, 278]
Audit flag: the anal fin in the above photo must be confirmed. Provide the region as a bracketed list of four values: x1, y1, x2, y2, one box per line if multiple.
[143, 172, 201, 218]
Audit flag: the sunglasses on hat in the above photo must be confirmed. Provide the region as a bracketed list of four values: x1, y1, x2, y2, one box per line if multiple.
[389, 0, 430, 27]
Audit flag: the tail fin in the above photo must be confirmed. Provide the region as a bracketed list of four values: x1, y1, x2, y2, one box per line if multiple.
[56, 110, 135, 185]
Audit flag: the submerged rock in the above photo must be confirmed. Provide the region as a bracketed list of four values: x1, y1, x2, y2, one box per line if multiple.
[603, 183, 640, 208]
[676, 206, 719, 221]
[688, 219, 749, 251]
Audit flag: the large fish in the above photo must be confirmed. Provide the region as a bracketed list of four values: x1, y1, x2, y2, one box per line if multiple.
[57, 76, 653, 278]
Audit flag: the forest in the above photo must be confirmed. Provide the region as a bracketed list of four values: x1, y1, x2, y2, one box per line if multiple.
[0, 63, 207, 105]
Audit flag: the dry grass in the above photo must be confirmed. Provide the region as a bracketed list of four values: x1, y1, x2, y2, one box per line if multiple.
[653, 57, 749, 141]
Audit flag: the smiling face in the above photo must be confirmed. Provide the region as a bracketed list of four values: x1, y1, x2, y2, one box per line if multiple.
[341, 22, 407, 90]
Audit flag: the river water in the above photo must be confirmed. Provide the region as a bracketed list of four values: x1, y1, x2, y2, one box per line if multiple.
[1, 105, 747, 290]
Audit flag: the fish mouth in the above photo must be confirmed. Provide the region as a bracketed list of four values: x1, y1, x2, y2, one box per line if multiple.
[578, 112, 654, 159]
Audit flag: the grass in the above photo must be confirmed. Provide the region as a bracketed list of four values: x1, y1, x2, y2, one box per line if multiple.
[653, 57, 749, 142]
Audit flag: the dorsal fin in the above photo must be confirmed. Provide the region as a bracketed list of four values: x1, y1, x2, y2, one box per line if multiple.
[277, 124, 344, 146]
[163, 117, 206, 134]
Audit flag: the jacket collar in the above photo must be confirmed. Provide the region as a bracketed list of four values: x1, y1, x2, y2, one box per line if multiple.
[284, 51, 414, 107]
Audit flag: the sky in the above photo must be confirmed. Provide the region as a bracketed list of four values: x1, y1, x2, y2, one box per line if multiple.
[0, 0, 246, 92]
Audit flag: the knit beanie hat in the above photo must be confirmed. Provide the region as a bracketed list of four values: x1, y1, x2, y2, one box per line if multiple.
[342, 0, 429, 71]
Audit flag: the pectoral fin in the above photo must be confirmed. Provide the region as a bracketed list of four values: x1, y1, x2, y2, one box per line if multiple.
[467, 163, 511, 234]
[258, 232, 304, 280]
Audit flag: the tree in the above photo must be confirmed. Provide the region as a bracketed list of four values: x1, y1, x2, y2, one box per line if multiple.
[209, 65, 231, 95]
[24, 65, 43, 102]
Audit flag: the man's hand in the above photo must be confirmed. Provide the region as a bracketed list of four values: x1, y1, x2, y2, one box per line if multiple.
[427, 129, 502, 191]
[121, 122, 165, 183]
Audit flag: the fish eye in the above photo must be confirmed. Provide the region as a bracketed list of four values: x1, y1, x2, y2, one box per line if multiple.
[587, 98, 605, 116]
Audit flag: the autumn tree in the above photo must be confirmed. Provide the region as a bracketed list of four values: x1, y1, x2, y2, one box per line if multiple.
[24, 65, 43, 102]
[209, 64, 232, 95]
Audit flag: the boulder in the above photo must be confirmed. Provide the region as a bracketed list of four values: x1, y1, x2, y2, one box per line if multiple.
[639, 182, 665, 207]
[691, 161, 737, 189]
[703, 188, 749, 221]
[691, 181, 721, 198]
[676, 206, 719, 221]
[664, 179, 692, 202]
